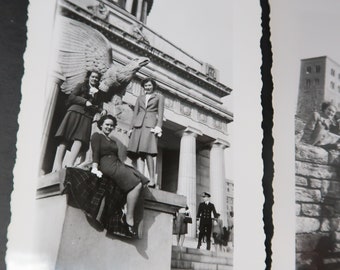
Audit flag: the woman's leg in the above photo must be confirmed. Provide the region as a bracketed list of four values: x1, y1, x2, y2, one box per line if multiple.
[136, 157, 145, 174]
[176, 234, 180, 246]
[145, 154, 155, 186]
[64, 140, 82, 168]
[126, 182, 142, 226]
[180, 234, 185, 247]
[52, 142, 67, 172]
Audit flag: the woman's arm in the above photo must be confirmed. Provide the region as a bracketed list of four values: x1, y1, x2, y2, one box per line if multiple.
[90, 133, 103, 177]
[91, 133, 101, 164]
[129, 97, 140, 131]
[156, 94, 165, 128]
[68, 84, 89, 106]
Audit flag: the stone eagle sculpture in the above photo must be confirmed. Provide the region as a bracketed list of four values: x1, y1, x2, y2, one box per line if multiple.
[99, 57, 150, 95]
[56, 17, 149, 98]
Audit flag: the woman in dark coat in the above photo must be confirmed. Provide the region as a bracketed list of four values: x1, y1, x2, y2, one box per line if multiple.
[53, 70, 107, 171]
[173, 206, 190, 247]
[91, 115, 149, 237]
[127, 78, 164, 188]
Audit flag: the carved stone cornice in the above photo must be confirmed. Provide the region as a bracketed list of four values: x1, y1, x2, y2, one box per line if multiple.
[59, 0, 232, 98]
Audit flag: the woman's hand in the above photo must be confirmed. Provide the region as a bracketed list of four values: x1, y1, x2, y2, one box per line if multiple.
[151, 126, 162, 137]
[91, 167, 103, 178]
[127, 129, 133, 138]
[100, 109, 107, 117]
[85, 100, 93, 107]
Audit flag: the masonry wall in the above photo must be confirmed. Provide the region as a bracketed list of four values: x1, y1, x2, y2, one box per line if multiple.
[296, 139, 340, 269]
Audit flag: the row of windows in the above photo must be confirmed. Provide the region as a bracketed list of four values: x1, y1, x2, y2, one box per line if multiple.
[306, 65, 321, 74]
[306, 66, 340, 79]
[305, 79, 340, 92]
[329, 81, 340, 93]
[305, 78, 320, 87]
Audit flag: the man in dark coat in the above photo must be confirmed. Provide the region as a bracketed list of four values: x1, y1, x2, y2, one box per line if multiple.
[196, 192, 218, 250]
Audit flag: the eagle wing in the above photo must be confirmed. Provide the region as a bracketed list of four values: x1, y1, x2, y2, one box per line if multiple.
[55, 16, 112, 94]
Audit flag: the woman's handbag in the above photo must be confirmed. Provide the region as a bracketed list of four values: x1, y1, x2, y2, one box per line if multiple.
[183, 216, 192, 224]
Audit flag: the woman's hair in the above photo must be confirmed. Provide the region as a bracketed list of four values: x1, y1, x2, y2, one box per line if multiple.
[84, 70, 102, 85]
[97, 115, 117, 130]
[321, 101, 336, 112]
[141, 77, 157, 89]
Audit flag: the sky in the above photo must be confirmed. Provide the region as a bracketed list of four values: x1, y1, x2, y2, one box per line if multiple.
[271, 1, 340, 268]
[147, 0, 233, 89]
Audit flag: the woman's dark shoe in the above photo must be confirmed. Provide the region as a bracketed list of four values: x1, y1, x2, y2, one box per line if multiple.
[148, 183, 156, 189]
[121, 214, 137, 238]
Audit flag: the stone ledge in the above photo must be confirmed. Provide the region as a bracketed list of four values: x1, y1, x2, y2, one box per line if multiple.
[296, 232, 329, 252]
[36, 169, 186, 214]
[296, 143, 329, 164]
[296, 161, 338, 180]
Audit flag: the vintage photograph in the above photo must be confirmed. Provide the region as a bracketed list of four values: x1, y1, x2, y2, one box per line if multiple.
[5, 1, 267, 269]
[271, 0, 340, 269]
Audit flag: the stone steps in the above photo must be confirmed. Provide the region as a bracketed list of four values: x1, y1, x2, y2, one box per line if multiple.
[171, 246, 233, 270]
[323, 253, 340, 270]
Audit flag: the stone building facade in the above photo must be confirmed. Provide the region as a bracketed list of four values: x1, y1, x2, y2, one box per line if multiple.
[39, 0, 233, 242]
[297, 56, 340, 122]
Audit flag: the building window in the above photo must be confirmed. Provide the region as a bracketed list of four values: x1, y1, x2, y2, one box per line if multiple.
[315, 78, 319, 85]
[330, 81, 335, 89]
[306, 66, 312, 74]
[306, 79, 311, 88]
[331, 69, 335, 76]
[316, 65, 321, 73]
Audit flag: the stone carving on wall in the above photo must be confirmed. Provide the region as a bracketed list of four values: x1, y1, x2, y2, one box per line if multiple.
[164, 97, 174, 109]
[131, 23, 150, 44]
[180, 104, 192, 117]
[87, 2, 110, 21]
[198, 112, 208, 123]
[213, 119, 222, 130]
[56, 16, 149, 101]
[99, 57, 150, 97]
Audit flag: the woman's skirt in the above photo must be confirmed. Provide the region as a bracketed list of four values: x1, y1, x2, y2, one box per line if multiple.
[173, 213, 188, 235]
[127, 125, 158, 157]
[63, 167, 144, 239]
[55, 110, 92, 151]
[100, 155, 149, 192]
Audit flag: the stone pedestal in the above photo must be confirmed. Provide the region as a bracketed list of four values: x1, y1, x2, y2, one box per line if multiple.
[35, 174, 186, 270]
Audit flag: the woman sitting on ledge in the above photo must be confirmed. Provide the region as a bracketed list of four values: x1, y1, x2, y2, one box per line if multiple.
[91, 115, 149, 237]
[301, 101, 340, 148]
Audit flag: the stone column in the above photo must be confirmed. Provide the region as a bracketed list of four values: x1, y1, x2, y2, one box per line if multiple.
[125, 0, 134, 13]
[39, 66, 65, 175]
[209, 139, 230, 225]
[177, 127, 202, 237]
[136, 0, 143, 20]
[141, 0, 148, 23]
